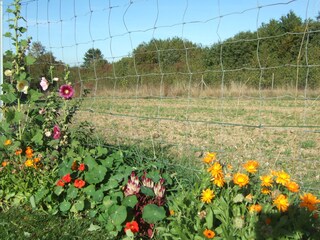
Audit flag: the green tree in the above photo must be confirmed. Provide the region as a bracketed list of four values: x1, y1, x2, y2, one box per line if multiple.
[82, 48, 107, 68]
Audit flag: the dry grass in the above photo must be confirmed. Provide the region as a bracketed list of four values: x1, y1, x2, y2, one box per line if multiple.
[74, 87, 320, 193]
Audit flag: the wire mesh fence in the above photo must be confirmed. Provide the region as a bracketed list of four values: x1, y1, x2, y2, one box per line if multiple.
[2, 0, 320, 192]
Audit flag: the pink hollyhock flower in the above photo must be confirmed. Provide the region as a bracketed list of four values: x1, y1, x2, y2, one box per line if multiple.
[40, 77, 49, 91]
[53, 125, 61, 139]
[59, 84, 74, 99]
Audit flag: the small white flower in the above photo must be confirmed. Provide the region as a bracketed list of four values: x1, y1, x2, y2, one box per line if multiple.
[45, 130, 51, 137]
[52, 77, 59, 81]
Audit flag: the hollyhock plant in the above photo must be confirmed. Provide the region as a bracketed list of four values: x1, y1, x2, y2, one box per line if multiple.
[16, 80, 29, 94]
[59, 84, 74, 99]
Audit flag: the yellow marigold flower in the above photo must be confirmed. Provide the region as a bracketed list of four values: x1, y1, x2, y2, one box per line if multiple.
[203, 229, 215, 239]
[15, 149, 22, 155]
[249, 204, 262, 213]
[4, 139, 12, 146]
[300, 193, 320, 212]
[273, 194, 289, 212]
[212, 174, 225, 187]
[286, 181, 299, 193]
[169, 209, 175, 216]
[207, 162, 223, 178]
[233, 173, 249, 187]
[25, 147, 33, 159]
[201, 189, 215, 204]
[2, 161, 9, 167]
[203, 152, 217, 164]
[275, 170, 290, 186]
[24, 159, 34, 167]
[261, 188, 271, 195]
[260, 175, 273, 187]
[243, 160, 259, 174]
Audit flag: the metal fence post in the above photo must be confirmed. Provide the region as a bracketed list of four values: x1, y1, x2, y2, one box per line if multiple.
[0, 0, 3, 121]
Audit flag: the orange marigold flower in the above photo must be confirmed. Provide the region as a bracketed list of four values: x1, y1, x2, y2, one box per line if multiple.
[275, 170, 290, 186]
[25, 146, 33, 159]
[261, 188, 271, 195]
[203, 152, 217, 164]
[233, 173, 249, 187]
[212, 174, 225, 187]
[1, 161, 9, 167]
[4, 139, 12, 146]
[56, 179, 65, 187]
[15, 149, 22, 155]
[201, 189, 215, 204]
[203, 229, 215, 239]
[74, 179, 86, 188]
[286, 181, 299, 193]
[169, 209, 175, 216]
[300, 193, 320, 212]
[249, 204, 262, 213]
[207, 162, 223, 178]
[245, 194, 253, 202]
[227, 164, 233, 170]
[24, 159, 34, 167]
[243, 160, 259, 174]
[124, 221, 139, 233]
[273, 194, 289, 212]
[33, 157, 41, 163]
[260, 175, 273, 187]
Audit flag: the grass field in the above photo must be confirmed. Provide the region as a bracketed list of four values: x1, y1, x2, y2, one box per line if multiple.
[75, 89, 320, 195]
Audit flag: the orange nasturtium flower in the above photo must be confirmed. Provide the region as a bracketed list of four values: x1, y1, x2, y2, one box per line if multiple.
[74, 179, 86, 188]
[56, 179, 65, 187]
[286, 181, 300, 193]
[203, 152, 217, 164]
[260, 175, 273, 187]
[233, 173, 249, 187]
[300, 193, 320, 212]
[273, 194, 289, 212]
[24, 159, 34, 167]
[203, 229, 215, 239]
[201, 189, 215, 204]
[243, 160, 259, 174]
[4, 139, 12, 146]
[124, 221, 139, 233]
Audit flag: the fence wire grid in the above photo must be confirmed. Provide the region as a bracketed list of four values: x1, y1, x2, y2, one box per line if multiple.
[2, 0, 320, 192]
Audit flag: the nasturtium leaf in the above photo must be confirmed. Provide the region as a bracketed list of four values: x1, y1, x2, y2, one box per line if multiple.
[141, 186, 155, 197]
[92, 189, 104, 202]
[83, 185, 95, 196]
[122, 195, 138, 208]
[88, 223, 101, 232]
[102, 179, 119, 191]
[59, 201, 71, 212]
[142, 204, 166, 224]
[74, 200, 85, 211]
[147, 171, 161, 182]
[84, 155, 98, 169]
[34, 188, 49, 204]
[109, 205, 127, 226]
[85, 165, 107, 184]
[67, 186, 78, 199]
[54, 186, 64, 196]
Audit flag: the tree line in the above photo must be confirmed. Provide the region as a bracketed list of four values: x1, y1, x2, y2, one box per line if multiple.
[4, 11, 320, 91]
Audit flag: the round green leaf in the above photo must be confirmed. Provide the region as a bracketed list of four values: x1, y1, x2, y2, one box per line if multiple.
[142, 204, 166, 224]
[74, 200, 85, 211]
[122, 195, 138, 208]
[109, 205, 127, 226]
[59, 201, 71, 212]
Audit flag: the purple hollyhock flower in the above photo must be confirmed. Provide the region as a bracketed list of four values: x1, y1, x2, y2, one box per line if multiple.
[59, 84, 74, 99]
[53, 125, 61, 139]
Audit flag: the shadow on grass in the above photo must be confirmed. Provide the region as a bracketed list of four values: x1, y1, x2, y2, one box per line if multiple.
[0, 207, 112, 240]
[255, 205, 320, 240]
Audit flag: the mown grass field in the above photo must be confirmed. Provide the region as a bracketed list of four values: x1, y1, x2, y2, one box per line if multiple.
[75, 91, 320, 195]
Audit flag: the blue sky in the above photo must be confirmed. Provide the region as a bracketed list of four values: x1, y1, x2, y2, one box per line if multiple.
[2, 0, 320, 65]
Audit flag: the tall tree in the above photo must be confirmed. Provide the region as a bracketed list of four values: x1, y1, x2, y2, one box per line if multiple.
[82, 48, 107, 68]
